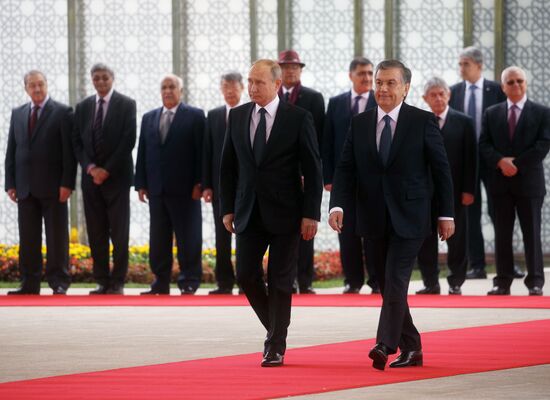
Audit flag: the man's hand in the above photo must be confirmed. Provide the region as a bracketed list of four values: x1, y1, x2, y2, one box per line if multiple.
[138, 189, 149, 203]
[223, 213, 235, 233]
[328, 211, 343, 233]
[7, 188, 17, 203]
[202, 188, 213, 203]
[497, 157, 518, 177]
[59, 187, 72, 203]
[438, 219, 455, 241]
[324, 184, 332, 192]
[461, 192, 474, 206]
[91, 167, 110, 185]
[301, 218, 318, 241]
[192, 183, 202, 200]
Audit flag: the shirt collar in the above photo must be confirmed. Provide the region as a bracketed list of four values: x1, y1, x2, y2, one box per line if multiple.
[377, 102, 403, 124]
[162, 103, 180, 114]
[507, 95, 527, 110]
[283, 86, 294, 95]
[31, 95, 50, 109]
[255, 95, 280, 117]
[437, 106, 450, 122]
[466, 77, 484, 90]
[96, 88, 114, 103]
[351, 88, 370, 99]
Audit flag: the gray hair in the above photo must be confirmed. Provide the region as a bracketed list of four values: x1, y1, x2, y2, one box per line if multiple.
[349, 56, 373, 73]
[23, 70, 47, 85]
[423, 77, 450, 95]
[376, 59, 412, 84]
[459, 46, 483, 65]
[221, 71, 243, 85]
[252, 59, 282, 81]
[501, 66, 527, 83]
[90, 63, 115, 79]
[161, 74, 184, 89]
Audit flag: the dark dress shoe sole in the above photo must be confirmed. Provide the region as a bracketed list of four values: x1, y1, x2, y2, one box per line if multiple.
[368, 348, 387, 371]
[390, 359, 423, 368]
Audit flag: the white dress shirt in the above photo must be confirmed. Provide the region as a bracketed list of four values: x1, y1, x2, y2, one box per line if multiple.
[464, 77, 484, 136]
[350, 89, 372, 114]
[249, 95, 280, 145]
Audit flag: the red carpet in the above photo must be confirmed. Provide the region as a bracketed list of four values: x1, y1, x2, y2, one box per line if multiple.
[1, 293, 549, 308]
[1, 319, 549, 399]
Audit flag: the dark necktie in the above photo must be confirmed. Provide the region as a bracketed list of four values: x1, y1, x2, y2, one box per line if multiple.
[508, 104, 518, 140]
[253, 108, 267, 164]
[467, 85, 477, 135]
[284, 91, 290, 102]
[379, 115, 392, 166]
[352, 95, 362, 115]
[28, 105, 40, 138]
[92, 98, 105, 160]
[159, 110, 173, 144]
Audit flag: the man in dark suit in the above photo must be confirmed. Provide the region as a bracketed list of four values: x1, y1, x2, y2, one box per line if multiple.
[323, 57, 379, 294]
[72, 63, 136, 295]
[329, 60, 455, 370]
[5, 70, 76, 295]
[136, 74, 204, 295]
[448, 46, 513, 280]
[220, 59, 322, 367]
[203, 72, 244, 295]
[416, 77, 477, 295]
[480, 66, 550, 296]
[277, 49, 325, 294]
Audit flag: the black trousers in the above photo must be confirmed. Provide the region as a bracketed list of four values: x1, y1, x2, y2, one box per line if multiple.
[149, 195, 203, 291]
[366, 219, 424, 353]
[236, 204, 300, 355]
[493, 194, 544, 290]
[82, 179, 130, 287]
[17, 194, 70, 291]
[339, 196, 379, 290]
[212, 199, 234, 289]
[296, 237, 314, 289]
[417, 204, 468, 288]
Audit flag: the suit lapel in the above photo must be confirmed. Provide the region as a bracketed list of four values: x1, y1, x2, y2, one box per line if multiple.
[151, 107, 163, 145]
[164, 103, 185, 144]
[243, 103, 256, 161]
[365, 110, 381, 167]
[22, 103, 31, 145]
[386, 103, 410, 167]
[262, 102, 287, 162]
[30, 99, 53, 142]
[102, 91, 118, 129]
[455, 82, 466, 112]
[512, 100, 530, 144]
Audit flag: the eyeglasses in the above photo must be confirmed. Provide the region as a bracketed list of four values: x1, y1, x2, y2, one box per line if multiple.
[505, 79, 525, 86]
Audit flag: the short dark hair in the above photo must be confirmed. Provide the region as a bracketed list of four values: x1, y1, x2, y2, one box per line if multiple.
[90, 63, 115, 79]
[349, 56, 373, 73]
[375, 59, 411, 84]
[221, 71, 243, 85]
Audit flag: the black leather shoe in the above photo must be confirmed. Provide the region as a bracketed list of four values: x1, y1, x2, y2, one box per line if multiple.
[415, 284, 441, 295]
[529, 286, 543, 296]
[371, 287, 381, 294]
[52, 286, 67, 295]
[343, 285, 361, 294]
[180, 286, 197, 295]
[448, 285, 462, 295]
[7, 287, 40, 295]
[141, 288, 170, 295]
[299, 286, 316, 294]
[209, 287, 233, 295]
[261, 352, 284, 367]
[89, 285, 109, 295]
[389, 350, 423, 368]
[487, 286, 510, 295]
[106, 285, 124, 295]
[368, 343, 390, 370]
[466, 269, 487, 279]
[513, 265, 526, 279]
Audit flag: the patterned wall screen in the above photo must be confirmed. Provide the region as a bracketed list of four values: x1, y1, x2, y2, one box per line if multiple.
[362, 0, 386, 67]
[0, 0, 69, 244]
[473, 0, 497, 79]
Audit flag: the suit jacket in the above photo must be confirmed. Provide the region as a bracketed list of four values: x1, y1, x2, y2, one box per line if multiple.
[449, 79, 506, 114]
[322, 90, 377, 184]
[202, 105, 226, 200]
[279, 85, 325, 147]
[135, 102, 205, 197]
[479, 99, 550, 197]
[330, 103, 454, 239]
[72, 91, 137, 188]
[5, 98, 76, 199]
[220, 101, 323, 235]
[441, 108, 477, 204]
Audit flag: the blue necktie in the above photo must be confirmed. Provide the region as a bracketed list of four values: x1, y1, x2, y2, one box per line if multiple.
[379, 115, 392, 166]
[253, 108, 267, 164]
[467, 85, 477, 134]
[352, 95, 361, 115]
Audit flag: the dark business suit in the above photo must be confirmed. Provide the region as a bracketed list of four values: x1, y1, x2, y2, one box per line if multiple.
[72, 91, 136, 288]
[5, 98, 76, 292]
[278, 84, 325, 291]
[203, 105, 234, 290]
[323, 90, 378, 291]
[417, 108, 477, 288]
[479, 99, 550, 290]
[449, 80, 506, 271]
[330, 103, 454, 352]
[220, 100, 322, 355]
[136, 103, 205, 292]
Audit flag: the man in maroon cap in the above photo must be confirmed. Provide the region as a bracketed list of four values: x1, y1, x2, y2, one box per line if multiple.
[277, 49, 325, 294]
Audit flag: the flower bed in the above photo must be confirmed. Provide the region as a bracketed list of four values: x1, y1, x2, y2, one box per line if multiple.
[0, 244, 342, 283]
